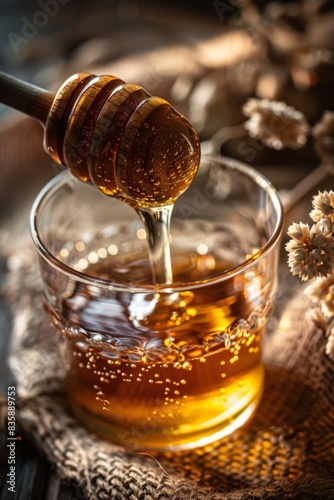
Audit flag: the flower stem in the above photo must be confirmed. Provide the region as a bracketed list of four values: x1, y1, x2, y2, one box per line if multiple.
[280, 163, 331, 212]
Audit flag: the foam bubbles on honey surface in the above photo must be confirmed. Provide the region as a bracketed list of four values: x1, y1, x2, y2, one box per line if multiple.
[55, 218, 250, 283]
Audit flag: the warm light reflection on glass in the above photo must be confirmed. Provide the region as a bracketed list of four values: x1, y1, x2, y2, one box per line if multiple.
[75, 241, 85, 251]
[108, 244, 118, 255]
[136, 228, 147, 240]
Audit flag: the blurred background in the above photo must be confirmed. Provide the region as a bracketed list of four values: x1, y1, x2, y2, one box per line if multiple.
[0, 1, 334, 496]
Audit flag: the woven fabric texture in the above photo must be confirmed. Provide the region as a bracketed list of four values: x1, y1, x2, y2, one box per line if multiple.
[5, 244, 334, 499]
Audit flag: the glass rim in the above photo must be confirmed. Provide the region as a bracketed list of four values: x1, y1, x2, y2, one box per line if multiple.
[30, 155, 284, 292]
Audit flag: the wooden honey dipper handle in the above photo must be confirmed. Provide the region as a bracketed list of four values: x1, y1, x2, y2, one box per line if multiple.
[0, 71, 54, 124]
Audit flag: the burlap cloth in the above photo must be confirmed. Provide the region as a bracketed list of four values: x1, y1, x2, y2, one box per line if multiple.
[3, 242, 334, 500]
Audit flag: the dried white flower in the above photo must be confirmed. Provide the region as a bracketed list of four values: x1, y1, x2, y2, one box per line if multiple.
[306, 274, 334, 301]
[305, 276, 334, 363]
[306, 275, 334, 318]
[310, 190, 334, 223]
[323, 285, 334, 318]
[286, 221, 334, 281]
[286, 222, 310, 244]
[325, 320, 334, 362]
[242, 98, 310, 150]
[312, 111, 334, 163]
[305, 306, 326, 331]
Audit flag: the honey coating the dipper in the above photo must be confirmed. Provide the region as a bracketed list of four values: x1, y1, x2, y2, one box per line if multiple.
[45, 73, 200, 207]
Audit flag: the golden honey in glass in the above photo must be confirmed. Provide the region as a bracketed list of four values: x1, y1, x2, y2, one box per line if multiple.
[31, 156, 283, 450]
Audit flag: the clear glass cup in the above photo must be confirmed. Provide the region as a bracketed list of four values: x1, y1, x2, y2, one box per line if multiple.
[30, 156, 283, 451]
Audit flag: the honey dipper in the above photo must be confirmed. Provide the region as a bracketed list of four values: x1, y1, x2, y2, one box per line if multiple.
[0, 71, 200, 207]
